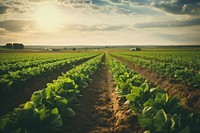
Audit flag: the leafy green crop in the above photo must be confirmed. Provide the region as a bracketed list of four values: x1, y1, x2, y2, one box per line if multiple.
[0, 53, 98, 93]
[111, 51, 200, 89]
[0, 54, 103, 133]
[107, 54, 200, 133]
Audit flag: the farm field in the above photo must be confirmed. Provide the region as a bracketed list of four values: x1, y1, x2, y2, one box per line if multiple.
[0, 49, 200, 133]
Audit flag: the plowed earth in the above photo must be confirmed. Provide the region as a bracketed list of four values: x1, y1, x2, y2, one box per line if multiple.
[63, 56, 142, 133]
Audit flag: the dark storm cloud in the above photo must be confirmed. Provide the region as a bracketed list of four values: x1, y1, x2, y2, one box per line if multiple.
[0, 4, 8, 14]
[135, 18, 200, 28]
[0, 20, 35, 32]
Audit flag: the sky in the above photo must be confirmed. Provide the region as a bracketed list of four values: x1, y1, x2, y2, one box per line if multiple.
[0, 0, 200, 46]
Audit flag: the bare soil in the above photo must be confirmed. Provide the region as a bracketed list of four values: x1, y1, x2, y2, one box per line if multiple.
[112, 55, 200, 113]
[0, 57, 92, 116]
[62, 56, 142, 133]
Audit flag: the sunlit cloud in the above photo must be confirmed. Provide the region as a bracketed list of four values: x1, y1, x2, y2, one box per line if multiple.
[0, 0, 199, 45]
[135, 18, 200, 28]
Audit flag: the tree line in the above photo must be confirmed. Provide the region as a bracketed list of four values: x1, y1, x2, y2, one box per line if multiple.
[4, 43, 24, 49]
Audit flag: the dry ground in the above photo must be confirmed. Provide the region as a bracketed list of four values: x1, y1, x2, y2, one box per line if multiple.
[63, 56, 142, 133]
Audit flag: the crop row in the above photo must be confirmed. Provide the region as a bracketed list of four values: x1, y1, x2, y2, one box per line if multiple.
[0, 54, 63, 66]
[112, 53, 200, 89]
[107, 54, 200, 133]
[0, 53, 96, 75]
[0, 53, 98, 93]
[119, 51, 200, 71]
[0, 54, 103, 133]
[0, 53, 89, 65]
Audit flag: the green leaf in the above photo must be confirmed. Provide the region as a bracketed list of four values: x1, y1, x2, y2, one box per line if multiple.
[65, 107, 76, 117]
[142, 106, 152, 114]
[38, 106, 46, 120]
[143, 98, 153, 107]
[140, 83, 149, 92]
[150, 87, 156, 93]
[131, 86, 141, 96]
[51, 108, 59, 115]
[17, 106, 39, 130]
[138, 116, 152, 128]
[67, 89, 75, 93]
[154, 109, 167, 129]
[170, 117, 175, 128]
[60, 97, 68, 104]
[31, 90, 44, 105]
[55, 96, 68, 106]
[164, 93, 169, 103]
[143, 131, 150, 133]
[155, 93, 169, 103]
[45, 114, 63, 132]
[45, 87, 52, 100]
[126, 94, 136, 102]
[23, 102, 35, 110]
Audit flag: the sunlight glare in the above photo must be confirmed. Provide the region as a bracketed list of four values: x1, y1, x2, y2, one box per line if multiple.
[34, 5, 65, 31]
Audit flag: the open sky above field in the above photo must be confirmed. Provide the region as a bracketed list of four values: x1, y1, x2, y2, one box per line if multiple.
[0, 0, 200, 45]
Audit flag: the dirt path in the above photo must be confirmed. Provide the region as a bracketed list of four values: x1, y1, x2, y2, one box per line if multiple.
[0, 57, 93, 116]
[63, 56, 142, 133]
[112, 55, 200, 113]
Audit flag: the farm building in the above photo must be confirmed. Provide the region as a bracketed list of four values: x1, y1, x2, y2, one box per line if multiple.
[42, 48, 60, 51]
[49, 49, 61, 52]
[130, 47, 141, 51]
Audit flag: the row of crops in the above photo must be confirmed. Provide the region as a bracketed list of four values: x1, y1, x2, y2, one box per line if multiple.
[107, 54, 200, 133]
[0, 53, 98, 93]
[0, 51, 199, 133]
[111, 51, 200, 89]
[0, 53, 103, 133]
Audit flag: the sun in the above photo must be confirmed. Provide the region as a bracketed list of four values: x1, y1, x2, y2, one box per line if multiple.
[34, 5, 65, 31]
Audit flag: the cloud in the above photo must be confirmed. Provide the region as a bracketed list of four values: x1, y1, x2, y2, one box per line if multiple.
[154, 0, 200, 15]
[158, 33, 200, 43]
[0, 1, 28, 14]
[58, 0, 91, 4]
[106, 0, 200, 15]
[0, 20, 35, 32]
[0, 0, 199, 46]
[0, 4, 8, 14]
[135, 18, 200, 28]
[92, 0, 200, 16]
[64, 24, 128, 31]
[1, 0, 200, 16]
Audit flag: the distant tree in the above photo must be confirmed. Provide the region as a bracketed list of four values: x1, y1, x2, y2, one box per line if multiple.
[5, 43, 12, 49]
[72, 47, 76, 51]
[13, 43, 24, 49]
